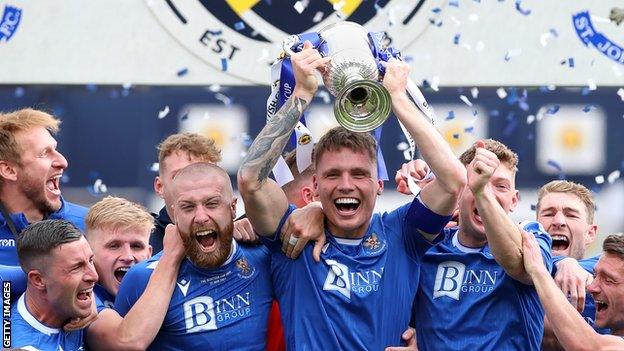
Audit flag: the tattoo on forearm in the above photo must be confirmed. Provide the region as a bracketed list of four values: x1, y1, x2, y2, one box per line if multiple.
[241, 96, 307, 183]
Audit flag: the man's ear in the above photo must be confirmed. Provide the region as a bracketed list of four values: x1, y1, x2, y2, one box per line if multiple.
[509, 190, 520, 212]
[0, 160, 18, 182]
[586, 223, 598, 246]
[301, 186, 314, 205]
[154, 176, 164, 199]
[231, 197, 238, 218]
[28, 270, 46, 291]
[377, 179, 384, 195]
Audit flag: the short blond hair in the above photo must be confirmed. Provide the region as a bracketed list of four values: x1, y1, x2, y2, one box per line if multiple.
[459, 139, 518, 172]
[157, 133, 222, 173]
[537, 180, 595, 224]
[0, 108, 61, 165]
[85, 196, 154, 238]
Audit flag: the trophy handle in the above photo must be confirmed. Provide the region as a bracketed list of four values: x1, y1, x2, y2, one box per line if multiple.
[282, 35, 300, 57]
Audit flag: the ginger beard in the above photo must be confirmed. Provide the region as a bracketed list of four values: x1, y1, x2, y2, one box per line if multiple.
[181, 220, 233, 268]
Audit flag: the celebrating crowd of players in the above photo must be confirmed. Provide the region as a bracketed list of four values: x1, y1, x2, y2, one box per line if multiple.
[1, 43, 623, 350]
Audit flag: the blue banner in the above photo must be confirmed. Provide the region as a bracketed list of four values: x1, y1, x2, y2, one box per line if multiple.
[573, 11, 624, 65]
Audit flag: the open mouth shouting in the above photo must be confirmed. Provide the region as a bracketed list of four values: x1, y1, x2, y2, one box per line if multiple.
[114, 266, 131, 283]
[334, 197, 360, 215]
[596, 299, 608, 313]
[551, 235, 570, 252]
[76, 286, 94, 307]
[46, 174, 62, 196]
[195, 229, 218, 252]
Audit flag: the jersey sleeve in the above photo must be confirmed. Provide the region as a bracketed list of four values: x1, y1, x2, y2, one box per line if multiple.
[402, 197, 451, 259]
[579, 255, 600, 274]
[550, 254, 599, 277]
[520, 220, 553, 273]
[113, 263, 152, 317]
[260, 205, 297, 253]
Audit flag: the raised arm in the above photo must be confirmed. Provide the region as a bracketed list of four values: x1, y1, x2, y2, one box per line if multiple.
[86, 224, 185, 351]
[238, 41, 330, 236]
[381, 61, 466, 220]
[522, 231, 624, 351]
[469, 141, 528, 282]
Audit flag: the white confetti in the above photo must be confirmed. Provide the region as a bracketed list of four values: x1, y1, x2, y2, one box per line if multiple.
[93, 179, 108, 194]
[313, 11, 324, 23]
[459, 95, 473, 107]
[450, 16, 461, 26]
[595, 175, 605, 184]
[587, 79, 597, 91]
[471, 87, 479, 99]
[209, 84, 221, 92]
[475, 41, 485, 52]
[547, 84, 557, 91]
[617, 88, 624, 101]
[333, 0, 345, 10]
[591, 15, 610, 23]
[430, 76, 440, 92]
[215, 93, 232, 105]
[496, 88, 507, 99]
[539, 32, 552, 47]
[294, 1, 308, 14]
[468, 13, 479, 21]
[608, 170, 621, 183]
[150, 163, 159, 172]
[158, 105, 170, 119]
[461, 43, 472, 51]
[397, 142, 409, 151]
[122, 82, 132, 89]
[526, 115, 535, 124]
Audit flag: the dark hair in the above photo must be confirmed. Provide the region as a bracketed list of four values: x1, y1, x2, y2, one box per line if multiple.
[603, 233, 624, 260]
[17, 219, 83, 272]
[313, 127, 377, 167]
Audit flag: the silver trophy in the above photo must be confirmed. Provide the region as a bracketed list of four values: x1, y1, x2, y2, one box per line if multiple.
[283, 21, 391, 132]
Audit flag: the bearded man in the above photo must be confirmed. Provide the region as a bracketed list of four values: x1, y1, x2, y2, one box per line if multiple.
[114, 162, 273, 350]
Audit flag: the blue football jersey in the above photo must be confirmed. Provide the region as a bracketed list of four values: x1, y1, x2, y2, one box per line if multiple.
[415, 221, 553, 350]
[114, 241, 273, 350]
[10, 293, 84, 351]
[263, 199, 449, 350]
[93, 284, 114, 313]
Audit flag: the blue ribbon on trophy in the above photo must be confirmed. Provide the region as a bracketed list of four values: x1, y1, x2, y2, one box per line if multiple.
[267, 22, 437, 184]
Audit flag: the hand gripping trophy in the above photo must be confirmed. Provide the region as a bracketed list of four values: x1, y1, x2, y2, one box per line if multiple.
[281, 21, 436, 132]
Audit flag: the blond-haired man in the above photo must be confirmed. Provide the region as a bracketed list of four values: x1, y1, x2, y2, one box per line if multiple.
[0, 108, 87, 298]
[84, 196, 185, 350]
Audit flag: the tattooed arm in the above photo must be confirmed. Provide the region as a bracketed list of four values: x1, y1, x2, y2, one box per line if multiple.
[238, 41, 330, 236]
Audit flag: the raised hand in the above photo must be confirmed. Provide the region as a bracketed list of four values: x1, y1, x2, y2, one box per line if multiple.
[381, 59, 410, 97]
[291, 41, 331, 102]
[468, 140, 499, 196]
[395, 159, 433, 195]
